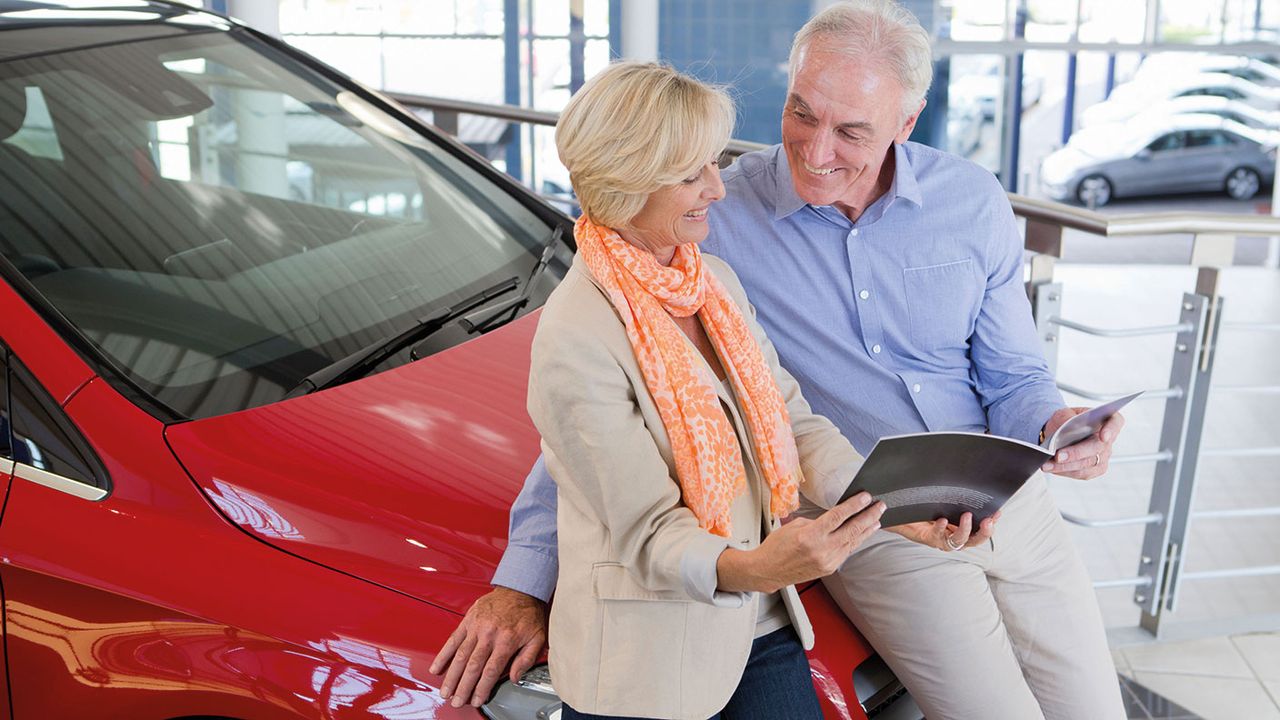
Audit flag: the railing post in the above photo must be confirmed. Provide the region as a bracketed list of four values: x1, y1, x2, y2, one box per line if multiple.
[1025, 217, 1064, 375]
[432, 110, 459, 137]
[1136, 267, 1223, 636]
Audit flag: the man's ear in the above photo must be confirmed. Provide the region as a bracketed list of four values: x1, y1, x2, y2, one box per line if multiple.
[895, 100, 926, 143]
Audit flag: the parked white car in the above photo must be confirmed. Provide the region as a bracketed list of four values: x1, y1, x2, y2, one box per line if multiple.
[1135, 54, 1280, 87]
[1125, 95, 1280, 132]
[1081, 73, 1280, 128]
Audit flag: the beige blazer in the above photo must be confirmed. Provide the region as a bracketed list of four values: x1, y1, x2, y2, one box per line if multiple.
[527, 252, 863, 720]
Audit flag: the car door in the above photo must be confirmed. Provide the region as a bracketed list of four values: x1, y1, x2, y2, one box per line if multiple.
[1179, 129, 1235, 190]
[1116, 131, 1187, 196]
[0, 348, 14, 720]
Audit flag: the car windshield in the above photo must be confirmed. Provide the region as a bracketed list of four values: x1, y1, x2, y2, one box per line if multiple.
[0, 26, 559, 420]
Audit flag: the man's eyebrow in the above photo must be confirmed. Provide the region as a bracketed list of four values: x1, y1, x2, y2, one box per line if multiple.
[787, 93, 873, 133]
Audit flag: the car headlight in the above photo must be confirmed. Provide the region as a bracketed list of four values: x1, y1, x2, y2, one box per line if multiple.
[482, 665, 562, 720]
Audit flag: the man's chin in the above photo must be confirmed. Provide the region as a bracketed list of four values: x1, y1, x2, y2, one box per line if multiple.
[792, 180, 840, 206]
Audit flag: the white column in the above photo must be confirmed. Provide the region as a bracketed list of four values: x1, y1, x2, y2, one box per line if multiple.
[1269, 151, 1280, 269]
[225, 0, 280, 37]
[621, 0, 659, 61]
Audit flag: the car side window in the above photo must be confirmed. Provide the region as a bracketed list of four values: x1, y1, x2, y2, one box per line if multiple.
[8, 360, 105, 489]
[1185, 130, 1227, 148]
[1147, 133, 1185, 153]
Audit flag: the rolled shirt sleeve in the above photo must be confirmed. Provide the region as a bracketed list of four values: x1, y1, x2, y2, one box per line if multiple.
[491, 455, 560, 603]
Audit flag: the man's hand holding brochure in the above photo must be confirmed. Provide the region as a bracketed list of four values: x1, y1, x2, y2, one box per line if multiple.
[839, 392, 1143, 528]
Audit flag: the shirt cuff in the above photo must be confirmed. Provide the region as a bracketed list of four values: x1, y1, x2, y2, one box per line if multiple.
[1015, 397, 1067, 447]
[680, 533, 749, 608]
[491, 545, 558, 603]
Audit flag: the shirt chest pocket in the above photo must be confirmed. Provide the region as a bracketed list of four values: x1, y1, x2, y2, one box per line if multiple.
[902, 258, 981, 351]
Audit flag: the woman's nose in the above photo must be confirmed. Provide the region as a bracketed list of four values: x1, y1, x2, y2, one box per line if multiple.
[704, 166, 726, 201]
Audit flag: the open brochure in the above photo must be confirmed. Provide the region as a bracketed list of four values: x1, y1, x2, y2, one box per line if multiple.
[838, 392, 1143, 528]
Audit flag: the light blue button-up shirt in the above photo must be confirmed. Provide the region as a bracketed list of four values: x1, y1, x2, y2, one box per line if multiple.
[493, 142, 1064, 602]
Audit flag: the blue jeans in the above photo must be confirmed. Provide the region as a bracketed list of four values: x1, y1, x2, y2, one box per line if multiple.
[560, 626, 823, 720]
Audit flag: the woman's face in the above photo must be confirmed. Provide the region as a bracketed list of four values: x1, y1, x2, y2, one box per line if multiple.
[620, 157, 725, 263]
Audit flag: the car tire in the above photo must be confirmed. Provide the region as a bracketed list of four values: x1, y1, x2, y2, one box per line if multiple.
[1225, 166, 1261, 200]
[1076, 174, 1113, 208]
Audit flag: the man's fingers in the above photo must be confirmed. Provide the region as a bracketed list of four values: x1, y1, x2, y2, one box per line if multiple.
[470, 640, 516, 707]
[1054, 435, 1106, 465]
[508, 635, 545, 682]
[430, 627, 464, 676]
[822, 491, 873, 531]
[451, 637, 495, 707]
[1098, 412, 1126, 443]
[439, 632, 478, 701]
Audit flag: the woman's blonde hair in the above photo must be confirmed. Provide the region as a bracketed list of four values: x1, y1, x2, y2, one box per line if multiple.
[555, 61, 735, 228]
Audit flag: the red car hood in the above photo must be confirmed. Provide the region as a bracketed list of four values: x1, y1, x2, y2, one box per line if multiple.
[165, 312, 544, 616]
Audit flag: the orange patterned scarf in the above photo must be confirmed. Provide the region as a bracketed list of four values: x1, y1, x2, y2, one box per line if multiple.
[575, 215, 802, 536]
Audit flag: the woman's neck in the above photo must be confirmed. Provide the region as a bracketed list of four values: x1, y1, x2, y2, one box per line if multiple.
[617, 228, 676, 266]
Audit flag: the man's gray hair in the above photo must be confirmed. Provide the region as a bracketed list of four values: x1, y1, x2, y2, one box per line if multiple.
[790, 0, 934, 120]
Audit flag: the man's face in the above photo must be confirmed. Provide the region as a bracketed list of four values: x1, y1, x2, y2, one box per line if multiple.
[782, 40, 921, 213]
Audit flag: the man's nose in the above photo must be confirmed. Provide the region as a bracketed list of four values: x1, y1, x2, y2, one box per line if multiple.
[804, 132, 835, 167]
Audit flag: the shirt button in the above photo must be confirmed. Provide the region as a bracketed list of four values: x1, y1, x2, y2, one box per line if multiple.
[912, 383, 922, 393]
[872, 344, 882, 354]
[851, 228, 859, 237]
[859, 290, 870, 300]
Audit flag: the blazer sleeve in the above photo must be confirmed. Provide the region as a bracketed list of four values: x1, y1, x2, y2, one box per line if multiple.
[526, 309, 740, 603]
[708, 256, 864, 510]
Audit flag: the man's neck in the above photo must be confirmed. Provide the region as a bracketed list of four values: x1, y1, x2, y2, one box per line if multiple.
[832, 144, 897, 223]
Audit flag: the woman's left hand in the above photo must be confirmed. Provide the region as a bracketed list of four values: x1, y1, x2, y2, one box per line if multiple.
[886, 511, 999, 552]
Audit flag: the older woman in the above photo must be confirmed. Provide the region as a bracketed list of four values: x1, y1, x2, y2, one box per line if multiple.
[528, 61, 884, 720]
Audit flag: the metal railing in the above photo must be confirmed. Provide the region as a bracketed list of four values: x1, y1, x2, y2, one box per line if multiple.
[390, 92, 1280, 639]
[1018, 197, 1280, 637]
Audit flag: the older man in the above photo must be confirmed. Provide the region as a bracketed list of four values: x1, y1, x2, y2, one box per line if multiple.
[432, 2, 1127, 718]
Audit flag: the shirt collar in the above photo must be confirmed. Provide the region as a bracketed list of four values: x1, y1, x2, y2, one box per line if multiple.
[771, 142, 923, 221]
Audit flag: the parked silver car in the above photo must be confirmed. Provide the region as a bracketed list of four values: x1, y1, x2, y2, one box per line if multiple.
[1041, 114, 1277, 206]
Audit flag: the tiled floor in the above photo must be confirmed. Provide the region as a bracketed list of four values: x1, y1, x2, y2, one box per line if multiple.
[1113, 633, 1280, 719]
[1044, 262, 1280, 719]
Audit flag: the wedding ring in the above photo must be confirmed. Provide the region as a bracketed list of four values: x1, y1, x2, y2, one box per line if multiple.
[945, 535, 964, 551]
[1094, 453, 1101, 467]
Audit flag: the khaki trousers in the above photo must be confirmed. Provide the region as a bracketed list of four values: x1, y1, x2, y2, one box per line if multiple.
[821, 473, 1126, 720]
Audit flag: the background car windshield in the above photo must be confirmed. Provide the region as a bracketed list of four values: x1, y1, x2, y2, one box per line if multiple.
[0, 28, 552, 419]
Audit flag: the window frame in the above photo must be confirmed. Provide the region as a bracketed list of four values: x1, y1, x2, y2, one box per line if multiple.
[6, 353, 111, 501]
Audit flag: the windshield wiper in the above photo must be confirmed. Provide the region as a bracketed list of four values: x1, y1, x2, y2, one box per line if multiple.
[463, 225, 564, 334]
[283, 275, 520, 398]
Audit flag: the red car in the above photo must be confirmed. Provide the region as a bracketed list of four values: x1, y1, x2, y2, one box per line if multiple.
[0, 3, 915, 718]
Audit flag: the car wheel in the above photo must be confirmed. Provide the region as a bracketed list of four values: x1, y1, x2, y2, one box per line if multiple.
[1076, 175, 1112, 208]
[1225, 166, 1261, 200]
